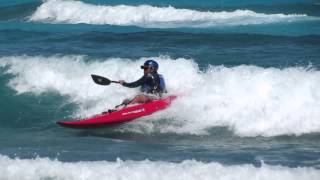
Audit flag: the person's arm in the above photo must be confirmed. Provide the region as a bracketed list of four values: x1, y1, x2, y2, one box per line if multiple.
[119, 75, 147, 88]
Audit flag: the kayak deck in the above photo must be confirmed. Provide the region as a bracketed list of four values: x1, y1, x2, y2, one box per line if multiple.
[57, 95, 176, 129]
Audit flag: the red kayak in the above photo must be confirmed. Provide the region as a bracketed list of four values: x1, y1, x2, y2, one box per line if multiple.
[57, 95, 177, 129]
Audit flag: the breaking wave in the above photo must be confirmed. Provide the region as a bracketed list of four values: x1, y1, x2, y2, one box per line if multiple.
[1, 55, 320, 137]
[29, 0, 316, 28]
[1, 155, 320, 180]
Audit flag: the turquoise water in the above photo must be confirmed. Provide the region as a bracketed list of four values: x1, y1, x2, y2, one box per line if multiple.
[1, 0, 320, 179]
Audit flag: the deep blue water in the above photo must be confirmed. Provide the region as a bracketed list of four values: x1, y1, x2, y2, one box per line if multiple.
[0, 0, 320, 179]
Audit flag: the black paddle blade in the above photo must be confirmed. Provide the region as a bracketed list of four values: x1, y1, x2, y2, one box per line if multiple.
[91, 74, 111, 85]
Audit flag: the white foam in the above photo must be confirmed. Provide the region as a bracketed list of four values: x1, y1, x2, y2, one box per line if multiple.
[1, 155, 319, 180]
[29, 0, 313, 28]
[0, 55, 194, 117]
[1, 55, 320, 137]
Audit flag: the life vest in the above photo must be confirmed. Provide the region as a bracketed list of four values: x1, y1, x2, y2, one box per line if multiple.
[141, 73, 167, 94]
[159, 74, 167, 93]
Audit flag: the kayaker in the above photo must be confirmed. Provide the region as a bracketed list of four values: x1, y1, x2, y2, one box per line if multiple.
[118, 60, 167, 105]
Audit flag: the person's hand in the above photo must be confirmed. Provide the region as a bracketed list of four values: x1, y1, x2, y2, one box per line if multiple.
[118, 80, 125, 85]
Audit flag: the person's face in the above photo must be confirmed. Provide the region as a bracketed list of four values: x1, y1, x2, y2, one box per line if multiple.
[143, 67, 152, 74]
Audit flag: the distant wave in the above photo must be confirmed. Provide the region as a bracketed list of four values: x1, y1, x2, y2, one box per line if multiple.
[1, 155, 319, 180]
[1, 55, 320, 137]
[28, 0, 316, 28]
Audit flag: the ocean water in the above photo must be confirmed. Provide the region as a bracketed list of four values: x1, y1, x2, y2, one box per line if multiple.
[1, 0, 320, 179]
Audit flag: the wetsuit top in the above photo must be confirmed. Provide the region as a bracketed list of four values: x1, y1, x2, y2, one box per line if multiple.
[122, 72, 167, 94]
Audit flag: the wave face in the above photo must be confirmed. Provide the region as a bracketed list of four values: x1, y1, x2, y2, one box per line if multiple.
[1, 155, 320, 180]
[1, 55, 320, 137]
[28, 0, 315, 28]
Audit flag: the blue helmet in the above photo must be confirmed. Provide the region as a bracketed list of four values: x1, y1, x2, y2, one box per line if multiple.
[141, 60, 158, 70]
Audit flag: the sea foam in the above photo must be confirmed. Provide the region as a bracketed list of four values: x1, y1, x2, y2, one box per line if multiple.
[1, 155, 320, 180]
[29, 0, 313, 28]
[1, 55, 320, 137]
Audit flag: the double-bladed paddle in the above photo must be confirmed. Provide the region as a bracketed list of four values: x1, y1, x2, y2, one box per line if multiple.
[91, 74, 119, 85]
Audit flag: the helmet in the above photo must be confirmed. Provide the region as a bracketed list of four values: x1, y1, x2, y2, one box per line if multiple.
[141, 60, 158, 70]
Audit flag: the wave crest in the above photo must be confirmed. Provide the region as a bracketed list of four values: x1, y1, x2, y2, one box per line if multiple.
[29, 0, 313, 28]
[1, 155, 320, 180]
[1, 55, 320, 137]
